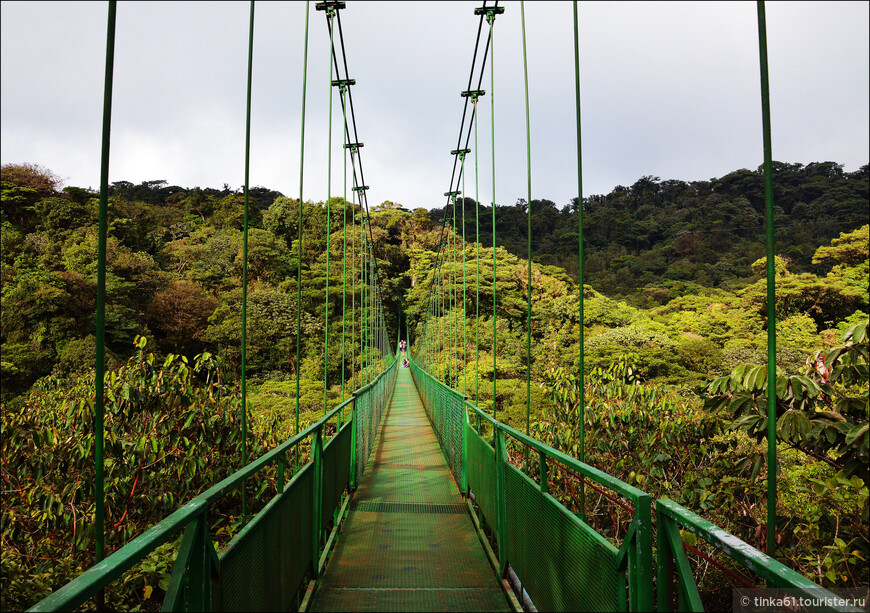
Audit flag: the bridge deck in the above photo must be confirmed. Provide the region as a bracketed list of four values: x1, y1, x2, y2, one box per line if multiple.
[309, 366, 511, 612]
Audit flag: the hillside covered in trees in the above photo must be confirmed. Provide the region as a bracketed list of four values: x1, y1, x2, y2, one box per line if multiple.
[1, 161, 867, 608]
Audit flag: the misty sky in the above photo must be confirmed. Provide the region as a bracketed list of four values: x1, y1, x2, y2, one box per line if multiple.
[2, 1, 868, 211]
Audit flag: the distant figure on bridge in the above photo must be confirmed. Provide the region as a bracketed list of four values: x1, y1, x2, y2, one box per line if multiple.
[400, 339, 407, 355]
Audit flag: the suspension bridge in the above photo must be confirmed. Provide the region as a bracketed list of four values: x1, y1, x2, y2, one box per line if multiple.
[26, 1, 859, 612]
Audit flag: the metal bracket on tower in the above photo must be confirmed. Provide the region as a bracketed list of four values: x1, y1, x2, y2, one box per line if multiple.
[315, 1, 346, 13]
[451, 148, 471, 161]
[474, 4, 505, 23]
[353, 185, 369, 193]
[345, 142, 364, 152]
[461, 89, 486, 101]
[332, 78, 356, 94]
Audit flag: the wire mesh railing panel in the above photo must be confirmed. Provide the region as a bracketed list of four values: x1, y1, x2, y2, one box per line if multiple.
[465, 425, 498, 533]
[409, 361, 464, 483]
[354, 359, 397, 485]
[321, 421, 352, 530]
[219, 463, 314, 612]
[504, 463, 620, 612]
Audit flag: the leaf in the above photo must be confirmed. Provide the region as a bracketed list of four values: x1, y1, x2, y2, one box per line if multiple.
[144, 585, 153, 600]
[680, 529, 698, 547]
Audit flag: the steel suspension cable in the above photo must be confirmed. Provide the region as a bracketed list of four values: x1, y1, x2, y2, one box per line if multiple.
[521, 1, 532, 436]
[474, 96, 482, 407]
[573, 0, 586, 518]
[296, 1, 310, 437]
[241, 0, 255, 517]
[479, 4, 505, 419]
[339, 83, 349, 402]
[461, 153, 468, 396]
[322, 5, 336, 411]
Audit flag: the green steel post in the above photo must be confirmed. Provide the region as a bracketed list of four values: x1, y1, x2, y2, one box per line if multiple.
[494, 425, 508, 575]
[461, 396, 469, 493]
[521, 1, 532, 437]
[632, 493, 654, 612]
[350, 394, 357, 488]
[539, 450, 547, 494]
[656, 515, 676, 612]
[240, 0, 255, 517]
[296, 1, 310, 440]
[573, 0, 587, 520]
[94, 0, 116, 574]
[757, 0, 778, 557]
[312, 425, 323, 576]
[188, 514, 212, 612]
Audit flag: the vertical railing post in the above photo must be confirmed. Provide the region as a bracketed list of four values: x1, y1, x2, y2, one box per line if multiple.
[312, 425, 323, 576]
[539, 450, 547, 494]
[631, 493, 654, 612]
[277, 452, 285, 495]
[350, 394, 358, 489]
[494, 425, 508, 576]
[188, 513, 212, 612]
[461, 396, 468, 493]
[656, 515, 676, 613]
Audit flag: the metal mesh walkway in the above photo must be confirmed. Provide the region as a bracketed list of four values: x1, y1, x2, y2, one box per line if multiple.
[309, 366, 511, 612]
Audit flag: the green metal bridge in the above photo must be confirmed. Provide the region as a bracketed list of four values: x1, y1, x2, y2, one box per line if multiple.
[30, 350, 852, 612]
[24, 1, 861, 611]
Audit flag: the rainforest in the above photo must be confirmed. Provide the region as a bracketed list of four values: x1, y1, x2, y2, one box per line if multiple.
[1, 160, 867, 609]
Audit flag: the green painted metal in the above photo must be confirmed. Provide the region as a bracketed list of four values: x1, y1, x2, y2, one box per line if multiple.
[220, 465, 313, 612]
[310, 366, 510, 613]
[473, 92, 482, 407]
[312, 426, 324, 576]
[756, 0, 779, 557]
[411, 354, 654, 611]
[296, 0, 310, 437]
[504, 461, 620, 612]
[483, 4, 503, 420]
[572, 0, 587, 521]
[241, 1, 255, 515]
[323, 2, 336, 413]
[94, 0, 117, 571]
[656, 499, 859, 613]
[520, 1, 532, 437]
[340, 81, 349, 402]
[30, 361, 393, 612]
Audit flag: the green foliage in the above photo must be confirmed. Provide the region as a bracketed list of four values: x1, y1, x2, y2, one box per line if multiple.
[0, 337, 273, 610]
[706, 323, 868, 478]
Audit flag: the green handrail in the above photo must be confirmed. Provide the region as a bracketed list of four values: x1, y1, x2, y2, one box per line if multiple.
[656, 499, 860, 613]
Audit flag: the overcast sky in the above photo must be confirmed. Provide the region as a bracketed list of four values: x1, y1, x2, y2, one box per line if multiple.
[2, 1, 868, 212]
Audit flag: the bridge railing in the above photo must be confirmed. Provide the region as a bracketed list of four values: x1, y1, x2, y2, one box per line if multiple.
[409, 357, 654, 612]
[656, 499, 859, 613]
[30, 357, 398, 613]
